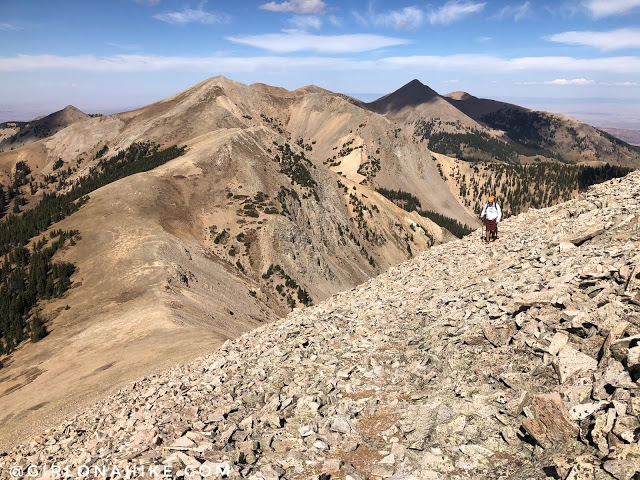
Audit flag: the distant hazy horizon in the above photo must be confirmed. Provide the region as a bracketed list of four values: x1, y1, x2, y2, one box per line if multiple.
[2, 90, 639, 133]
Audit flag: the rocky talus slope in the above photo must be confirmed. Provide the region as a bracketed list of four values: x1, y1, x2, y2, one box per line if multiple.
[3, 172, 640, 479]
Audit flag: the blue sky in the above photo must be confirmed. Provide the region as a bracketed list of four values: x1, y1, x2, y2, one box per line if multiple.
[1, 0, 639, 127]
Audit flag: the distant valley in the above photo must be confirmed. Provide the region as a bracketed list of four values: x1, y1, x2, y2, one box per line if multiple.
[600, 127, 640, 146]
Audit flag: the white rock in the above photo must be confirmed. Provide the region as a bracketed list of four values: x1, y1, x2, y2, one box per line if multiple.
[555, 345, 598, 383]
[298, 425, 315, 437]
[569, 401, 608, 421]
[548, 332, 569, 356]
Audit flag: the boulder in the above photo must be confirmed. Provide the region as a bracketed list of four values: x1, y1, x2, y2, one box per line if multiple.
[603, 459, 639, 480]
[522, 394, 578, 446]
[554, 346, 598, 384]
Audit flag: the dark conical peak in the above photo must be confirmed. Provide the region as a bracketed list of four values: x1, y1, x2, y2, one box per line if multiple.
[407, 79, 425, 87]
[392, 79, 439, 99]
[367, 79, 440, 113]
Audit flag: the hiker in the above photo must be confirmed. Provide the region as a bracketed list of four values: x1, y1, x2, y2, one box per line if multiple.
[481, 195, 502, 243]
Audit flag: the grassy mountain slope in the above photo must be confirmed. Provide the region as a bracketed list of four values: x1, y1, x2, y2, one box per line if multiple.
[445, 91, 640, 167]
[0, 106, 89, 152]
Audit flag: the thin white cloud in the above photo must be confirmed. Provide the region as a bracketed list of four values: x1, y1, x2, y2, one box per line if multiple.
[153, 6, 227, 25]
[599, 81, 638, 86]
[428, 1, 486, 25]
[226, 32, 410, 53]
[2, 54, 640, 75]
[542, 3, 581, 17]
[327, 15, 342, 27]
[548, 27, 640, 51]
[545, 78, 595, 85]
[355, 2, 484, 30]
[0, 23, 22, 31]
[495, 1, 532, 21]
[477, 36, 492, 42]
[370, 6, 426, 30]
[518, 78, 637, 86]
[260, 0, 326, 14]
[0, 55, 371, 73]
[377, 55, 640, 74]
[289, 15, 322, 30]
[583, 0, 640, 18]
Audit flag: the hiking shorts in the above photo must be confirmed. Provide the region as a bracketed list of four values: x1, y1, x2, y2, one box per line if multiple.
[485, 219, 497, 232]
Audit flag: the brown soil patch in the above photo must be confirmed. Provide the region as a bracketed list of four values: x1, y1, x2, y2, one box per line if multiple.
[355, 405, 401, 438]
[342, 389, 378, 401]
[289, 463, 326, 480]
[337, 444, 384, 472]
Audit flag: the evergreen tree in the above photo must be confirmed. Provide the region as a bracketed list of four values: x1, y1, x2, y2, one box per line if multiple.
[30, 313, 47, 342]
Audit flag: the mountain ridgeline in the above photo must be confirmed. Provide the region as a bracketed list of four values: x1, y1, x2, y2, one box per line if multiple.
[0, 76, 636, 448]
[366, 79, 640, 168]
[0, 105, 90, 152]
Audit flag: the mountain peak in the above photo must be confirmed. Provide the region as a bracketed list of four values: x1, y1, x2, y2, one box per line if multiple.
[294, 84, 333, 96]
[54, 104, 88, 119]
[444, 91, 476, 101]
[202, 75, 244, 88]
[407, 78, 425, 87]
[205, 74, 234, 84]
[58, 105, 87, 116]
[392, 79, 439, 99]
[367, 79, 440, 114]
[184, 75, 246, 93]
